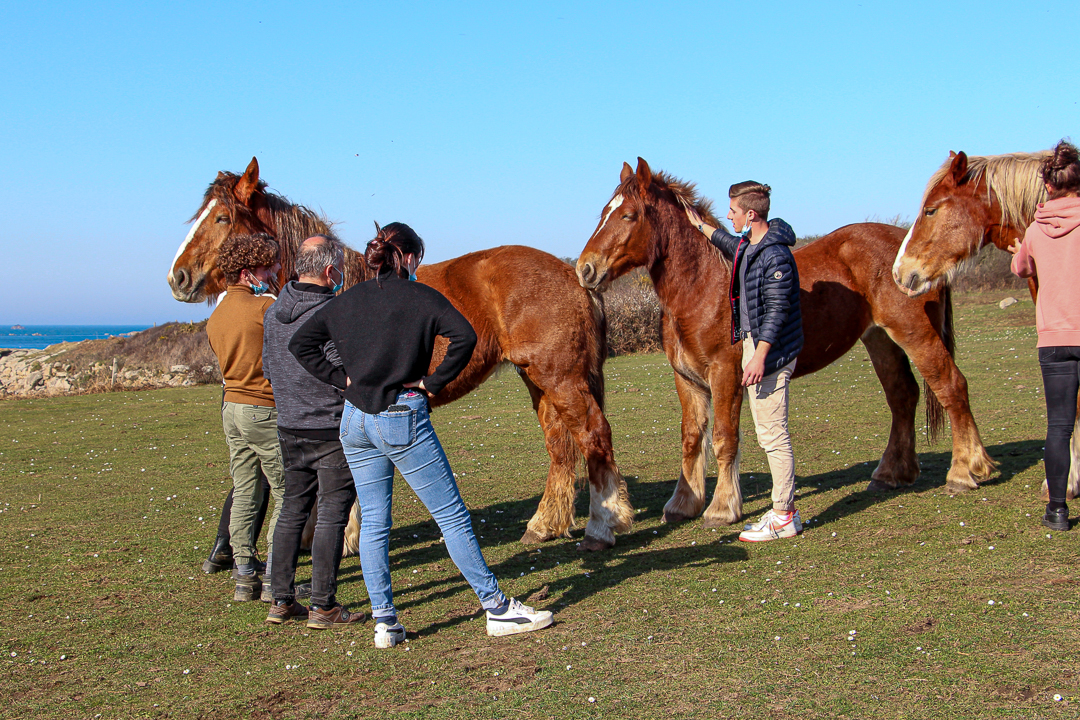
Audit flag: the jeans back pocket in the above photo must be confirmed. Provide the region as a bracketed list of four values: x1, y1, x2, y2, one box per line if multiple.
[376, 406, 415, 446]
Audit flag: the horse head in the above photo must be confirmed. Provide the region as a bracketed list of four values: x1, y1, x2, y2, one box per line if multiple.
[892, 149, 1049, 297]
[576, 158, 662, 291]
[577, 158, 719, 292]
[168, 157, 275, 303]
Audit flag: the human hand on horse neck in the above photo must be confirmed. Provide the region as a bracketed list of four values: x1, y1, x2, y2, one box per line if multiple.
[1007, 238, 1022, 255]
[685, 206, 716, 237]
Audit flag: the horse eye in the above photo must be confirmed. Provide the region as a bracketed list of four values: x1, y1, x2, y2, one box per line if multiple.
[215, 215, 230, 224]
[924, 208, 937, 217]
[622, 213, 635, 221]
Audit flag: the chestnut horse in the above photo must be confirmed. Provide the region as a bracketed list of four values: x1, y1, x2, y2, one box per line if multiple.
[891, 148, 1078, 500]
[576, 159, 994, 527]
[168, 158, 633, 550]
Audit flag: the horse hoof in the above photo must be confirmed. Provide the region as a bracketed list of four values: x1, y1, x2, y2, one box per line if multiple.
[520, 529, 554, 545]
[866, 479, 896, 493]
[577, 536, 613, 552]
[701, 514, 738, 529]
[945, 481, 976, 494]
[662, 510, 692, 524]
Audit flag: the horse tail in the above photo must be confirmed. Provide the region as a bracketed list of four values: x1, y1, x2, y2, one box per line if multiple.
[924, 285, 953, 443]
[585, 288, 608, 412]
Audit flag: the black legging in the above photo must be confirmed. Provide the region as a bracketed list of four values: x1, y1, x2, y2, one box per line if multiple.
[1039, 346, 1080, 507]
[216, 471, 272, 542]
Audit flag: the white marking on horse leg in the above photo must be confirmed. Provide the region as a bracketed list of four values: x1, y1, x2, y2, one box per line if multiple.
[892, 222, 916, 275]
[591, 194, 624, 239]
[169, 199, 218, 280]
[584, 477, 619, 545]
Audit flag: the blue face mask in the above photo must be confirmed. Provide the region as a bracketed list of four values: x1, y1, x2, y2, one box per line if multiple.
[734, 214, 754, 239]
[250, 277, 270, 296]
[409, 271, 417, 282]
[329, 266, 344, 294]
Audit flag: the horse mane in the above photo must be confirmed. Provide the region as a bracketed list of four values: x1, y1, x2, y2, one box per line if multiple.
[924, 151, 1051, 230]
[193, 172, 362, 285]
[615, 169, 731, 272]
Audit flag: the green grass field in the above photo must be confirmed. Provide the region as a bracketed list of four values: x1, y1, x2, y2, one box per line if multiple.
[2, 293, 1077, 719]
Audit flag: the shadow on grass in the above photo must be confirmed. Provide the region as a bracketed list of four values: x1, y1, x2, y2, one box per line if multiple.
[330, 439, 1041, 634]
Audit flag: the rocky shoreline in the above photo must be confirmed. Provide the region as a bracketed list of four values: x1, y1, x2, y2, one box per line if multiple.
[0, 345, 210, 398]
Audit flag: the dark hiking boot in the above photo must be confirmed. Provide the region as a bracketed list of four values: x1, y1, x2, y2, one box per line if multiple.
[233, 572, 262, 602]
[266, 600, 309, 624]
[306, 604, 366, 630]
[1042, 507, 1070, 532]
[202, 536, 233, 574]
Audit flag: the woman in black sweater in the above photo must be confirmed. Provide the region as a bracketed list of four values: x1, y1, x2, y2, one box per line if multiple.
[290, 222, 552, 648]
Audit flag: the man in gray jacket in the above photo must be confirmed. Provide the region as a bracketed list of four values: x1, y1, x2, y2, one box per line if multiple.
[262, 235, 364, 627]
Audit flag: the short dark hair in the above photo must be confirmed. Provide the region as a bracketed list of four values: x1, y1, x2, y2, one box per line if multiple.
[729, 181, 771, 220]
[218, 233, 279, 285]
[1042, 139, 1080, 199]
[295, 234, 345, 279]
[365, 222, 425, 282]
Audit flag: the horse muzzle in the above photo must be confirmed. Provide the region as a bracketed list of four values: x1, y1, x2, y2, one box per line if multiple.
[168, 267, 205, 303]
[576, 259, 610, 291]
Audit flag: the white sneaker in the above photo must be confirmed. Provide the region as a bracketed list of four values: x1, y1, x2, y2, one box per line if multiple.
[373, 620, 406, 649]
[743, 509, 803, 534]
[739, 509, 801, 542]
[486, 598, 554, 637]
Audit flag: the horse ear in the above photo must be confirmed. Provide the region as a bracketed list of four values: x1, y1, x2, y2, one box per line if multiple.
[948, 151, 968, 185]
[235, 157, 261, 204]
[373, 220, 382, 237]
[620, 162, 634, 183]
[635, 158, 652, 195]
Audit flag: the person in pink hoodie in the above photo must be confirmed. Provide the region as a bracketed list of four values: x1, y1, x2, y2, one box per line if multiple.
[1010, 139, 1080, 532]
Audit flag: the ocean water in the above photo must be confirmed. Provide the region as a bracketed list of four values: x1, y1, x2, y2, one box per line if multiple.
[0, 325, 151, 350]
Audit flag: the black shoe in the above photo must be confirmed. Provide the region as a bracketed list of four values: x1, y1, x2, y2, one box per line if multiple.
[202, 536, 233, 574]
[234, 573, 262, 602]
[1042, 508, 1070, 532]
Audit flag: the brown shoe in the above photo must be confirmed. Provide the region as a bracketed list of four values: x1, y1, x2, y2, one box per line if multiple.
[306, 604, 366, 630]
[265, 600, 309, 625]
[233, 574, 262, 602]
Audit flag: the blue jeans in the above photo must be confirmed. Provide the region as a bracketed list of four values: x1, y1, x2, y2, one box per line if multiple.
[339, 392, 506, 619]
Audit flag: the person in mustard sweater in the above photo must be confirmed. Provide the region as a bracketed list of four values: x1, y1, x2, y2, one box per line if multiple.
[206, 233, 285, 601]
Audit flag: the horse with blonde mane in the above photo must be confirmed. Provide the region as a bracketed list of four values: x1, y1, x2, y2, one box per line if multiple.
[168, 158, 633, 550]
[577, 159, 994, 526]
[892, 148, 1078, 500]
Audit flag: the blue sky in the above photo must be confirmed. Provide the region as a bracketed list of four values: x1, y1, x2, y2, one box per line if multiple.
[1, 1, 1076, 324]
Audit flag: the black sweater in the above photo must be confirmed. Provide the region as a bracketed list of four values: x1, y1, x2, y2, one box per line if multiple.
[289, 273, 477, 415]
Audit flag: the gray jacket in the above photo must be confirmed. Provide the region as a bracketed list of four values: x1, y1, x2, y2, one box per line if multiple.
[262, 281, 344, 434]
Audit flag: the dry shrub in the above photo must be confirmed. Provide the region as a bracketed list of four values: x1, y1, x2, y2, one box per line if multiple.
[604, 269, 663, 356]
[54, 321, 221, 385]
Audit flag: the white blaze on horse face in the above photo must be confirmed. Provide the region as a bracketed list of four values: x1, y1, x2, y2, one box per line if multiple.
[170, 199, 218, 277]
[592, 194, 625, 238]
[892, 222, 916, 276]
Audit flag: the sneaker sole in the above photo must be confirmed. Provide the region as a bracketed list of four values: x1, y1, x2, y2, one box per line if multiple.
[738, 531, 799, 542]
[486, 614, 554, 637]
[1042, 518, 1070, 532]
[374, 632, 405, 648]
[306, 618, 363, 630]
[234, 585, 261, 602]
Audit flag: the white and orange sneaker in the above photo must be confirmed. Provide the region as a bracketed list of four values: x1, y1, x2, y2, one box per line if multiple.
[739, 509, 801, 542]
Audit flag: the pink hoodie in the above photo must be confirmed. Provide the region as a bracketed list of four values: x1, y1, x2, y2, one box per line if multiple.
[1012, 196, 1080, 347]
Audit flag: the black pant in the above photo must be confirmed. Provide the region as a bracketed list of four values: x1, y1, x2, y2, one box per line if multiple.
[215, 474, 271, 543]
[1039, 346, 1080, 506]
[271, 430, 357, 607]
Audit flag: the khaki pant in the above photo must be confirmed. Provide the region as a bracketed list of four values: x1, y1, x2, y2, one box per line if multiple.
[222, 402, 285, 566]
[742, 336, 797, 512]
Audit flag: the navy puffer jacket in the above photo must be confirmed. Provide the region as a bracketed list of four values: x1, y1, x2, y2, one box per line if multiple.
[709, 218, 803, 375]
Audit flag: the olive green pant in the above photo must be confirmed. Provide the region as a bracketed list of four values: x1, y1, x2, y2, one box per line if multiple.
[222, 402, 285, 567]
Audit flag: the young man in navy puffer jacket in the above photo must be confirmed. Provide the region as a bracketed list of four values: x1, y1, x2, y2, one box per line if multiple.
[686, 182, 804, 541]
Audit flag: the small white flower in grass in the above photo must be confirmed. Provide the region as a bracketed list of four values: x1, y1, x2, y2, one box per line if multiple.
[183, 669, 190, 675]
[849, 630, 856, 635]
[988, 546, 994, 550]
[581, 642, 587, 647]
[10, 652, 15, 657]
[959, 522, 965, 527]
[346, 651, 353, 657]
[588, 697, 596, 704]
[831, 532, 837, 537]
[1023, 613, 1029, 617]
[988, 600, 995, 605]
[1047, 534, 1052, 539]
[774, 636, 780, 641]
[691, 541, 696, 546]
[1054, 694, 1063, 702]
[794, 603, 800, 607]
[566, 664, 572, 670]
[916, 646, 922, 651]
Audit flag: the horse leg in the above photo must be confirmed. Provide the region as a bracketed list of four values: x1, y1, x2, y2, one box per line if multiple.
[897, 339, 996, 494]
[517, 373, 579, 544]
[342, 502, 361, 557]
[300, 502, 317, 551]
[663, 372, 712, 523]
[702, 354, 744, 527]
[860, 326, 921, 490]
[521, 369, 632, 550]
